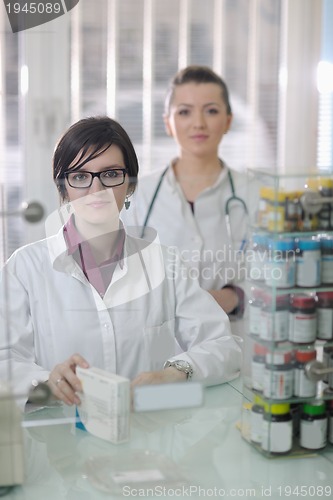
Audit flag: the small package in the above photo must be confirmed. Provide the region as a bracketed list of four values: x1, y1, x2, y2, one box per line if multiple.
[76, 367, 130, 444]
[133, 382, 204, 412]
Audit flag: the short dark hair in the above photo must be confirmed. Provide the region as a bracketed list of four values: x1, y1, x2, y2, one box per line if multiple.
[164, 65, 232, 116]
[53, 116, 139, 202]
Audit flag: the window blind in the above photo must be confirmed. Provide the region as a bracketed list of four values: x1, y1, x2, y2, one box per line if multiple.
[0, 0, 327, 258]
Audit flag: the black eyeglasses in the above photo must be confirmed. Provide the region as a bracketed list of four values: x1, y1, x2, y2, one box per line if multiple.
[64, 168, 128, 189]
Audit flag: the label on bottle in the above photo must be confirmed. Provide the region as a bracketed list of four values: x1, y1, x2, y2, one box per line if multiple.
[261, 419, 292, 453]
[300, 418, 327, 449]
[289, 312, 317, 343]
[317, 308, 333, 340]
[265, 259, 295, 288]
[322, 256, 333, 284]
[260, 309, 289, 341]
[329, 415, 333, 444]
[252, 359, 265, 391]
[294, 366, 317, 397]
[250, 252, 267, 281]
[263, 367, 293, 399]
[250, 407, 264, 443]
[296, 250, 321, 287]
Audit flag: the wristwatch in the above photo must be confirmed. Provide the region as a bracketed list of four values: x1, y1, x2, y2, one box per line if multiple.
[163, 359, 193, 380]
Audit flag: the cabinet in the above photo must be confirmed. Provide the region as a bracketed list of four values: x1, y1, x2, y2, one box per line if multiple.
[241, 169, 333, 457]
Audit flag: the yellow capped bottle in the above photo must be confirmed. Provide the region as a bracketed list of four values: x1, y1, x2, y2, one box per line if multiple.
[318, 177, 333, 230]
[267, 190, 286, 232]
[261, 403, 292, 455]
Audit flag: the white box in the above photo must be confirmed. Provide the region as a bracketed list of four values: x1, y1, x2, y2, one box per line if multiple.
[76, 367, 130, 444]
[0, 383, 24, 486]
[133, 382, 204, 412]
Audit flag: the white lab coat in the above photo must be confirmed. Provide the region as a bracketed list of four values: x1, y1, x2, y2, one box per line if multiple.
[0, 227, 241, 405]
[122, 164, 250, 291]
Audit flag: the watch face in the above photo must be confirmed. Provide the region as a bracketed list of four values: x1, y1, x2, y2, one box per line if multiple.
[176, 361, 188, 369]
[165, 360, 193, 379]
[175, 360, 193, 377]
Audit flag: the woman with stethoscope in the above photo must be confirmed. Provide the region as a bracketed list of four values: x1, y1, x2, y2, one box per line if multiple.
[122, 65, 249, 317]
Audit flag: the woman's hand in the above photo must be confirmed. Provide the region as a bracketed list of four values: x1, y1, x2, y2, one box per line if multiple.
[131, 367, 186, 388]
[47, 353, 89, 406]
[209, 288, 239, 313]
[130, 368, 187, 411]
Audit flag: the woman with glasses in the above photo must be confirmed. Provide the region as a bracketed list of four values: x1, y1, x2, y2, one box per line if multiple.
[0, 116, 241, 407]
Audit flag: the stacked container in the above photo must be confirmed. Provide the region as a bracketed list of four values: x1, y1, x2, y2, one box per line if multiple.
[242, 169, 333, 457]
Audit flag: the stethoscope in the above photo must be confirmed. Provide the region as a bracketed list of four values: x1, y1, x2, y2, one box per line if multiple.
[140, 162, 248, 250]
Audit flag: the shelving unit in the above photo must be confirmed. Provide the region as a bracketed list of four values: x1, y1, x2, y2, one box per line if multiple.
[241, 169, 333, 458]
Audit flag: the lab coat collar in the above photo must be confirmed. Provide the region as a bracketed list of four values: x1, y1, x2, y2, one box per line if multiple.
[164, 163, 178, 193]
[63, 214, 126, 270]
[165, 159, 231, 194]
[44, 205, 129, 271]
[46, 218, 164, 289]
